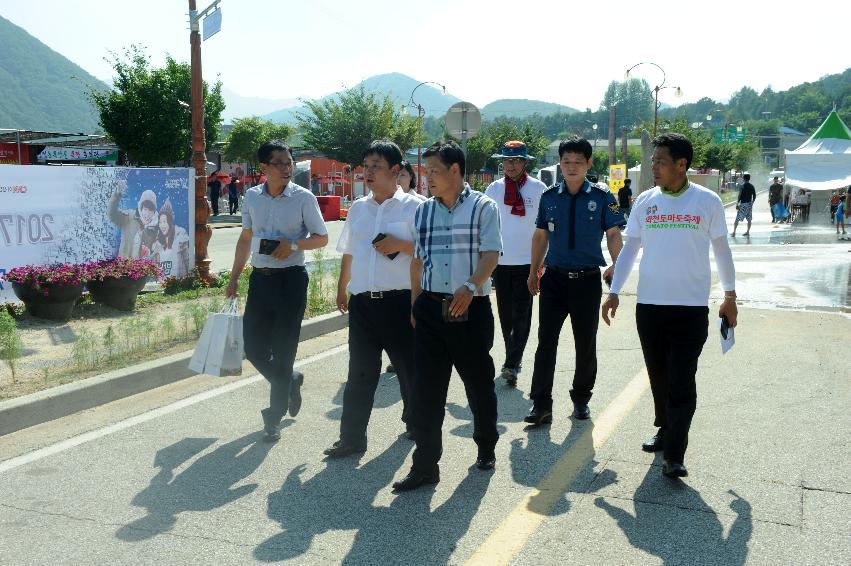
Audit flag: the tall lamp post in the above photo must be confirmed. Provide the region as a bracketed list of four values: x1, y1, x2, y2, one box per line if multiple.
[625, 62, 682, 137]
[188, 0, 220, 280]
[406, 81, 446, 191]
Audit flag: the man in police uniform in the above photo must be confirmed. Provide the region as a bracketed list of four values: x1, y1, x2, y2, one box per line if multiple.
[525, 136, 625, 425]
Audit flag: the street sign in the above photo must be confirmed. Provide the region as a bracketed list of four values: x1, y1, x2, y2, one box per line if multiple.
[444, 102, 482, 138]
[713, 127, 746, 144]
[203, 8, 222, 41]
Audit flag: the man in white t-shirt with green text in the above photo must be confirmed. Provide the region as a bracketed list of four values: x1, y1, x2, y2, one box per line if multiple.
[601, 133, 738, 480]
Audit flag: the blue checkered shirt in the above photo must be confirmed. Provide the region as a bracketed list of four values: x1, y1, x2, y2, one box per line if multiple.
[413, 185, 502, 296]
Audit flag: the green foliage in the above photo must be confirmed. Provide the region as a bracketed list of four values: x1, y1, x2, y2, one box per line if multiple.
[465, 118, 550, 174]
[223, 117, 293, 167]
[601, 78, 654, 131]
[72, 328, 98, 369]
[89, 45, 225, 165]
[591, 150, 610, 176]
[297, 85, 421, 165]
[103, 325, 116, 359]
[0, 309, 23, 383]
[0, 15, 107, 132]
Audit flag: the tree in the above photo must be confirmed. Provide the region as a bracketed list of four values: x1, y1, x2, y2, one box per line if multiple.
[296, 85, 420, 165]
[601, 79, 654, 131]
[464, 118, 550, 174]
[89, 45, 225, 166]
[223, 117, 293, 168]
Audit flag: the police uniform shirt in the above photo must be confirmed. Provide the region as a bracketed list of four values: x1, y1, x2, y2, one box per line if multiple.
[536, 180, 625, 269]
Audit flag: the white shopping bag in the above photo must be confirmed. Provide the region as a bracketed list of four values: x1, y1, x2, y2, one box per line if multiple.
[188, 299, 245, 376]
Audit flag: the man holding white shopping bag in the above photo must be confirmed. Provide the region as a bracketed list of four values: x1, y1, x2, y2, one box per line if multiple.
[225, 140, 329, 441]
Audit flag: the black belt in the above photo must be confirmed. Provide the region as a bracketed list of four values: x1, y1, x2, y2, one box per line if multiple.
[421, 290, 487, 302]
[545, 265, 600, 279]
[356, 289, 409, 299]
[421, 291, 453, 302]
[253, 266, 303, 275]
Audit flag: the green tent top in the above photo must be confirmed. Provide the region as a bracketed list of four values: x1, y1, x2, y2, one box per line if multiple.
[808, 110, 851, 141]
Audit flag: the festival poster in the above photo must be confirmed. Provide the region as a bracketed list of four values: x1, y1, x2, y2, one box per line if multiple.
[0, 165, 193, 303]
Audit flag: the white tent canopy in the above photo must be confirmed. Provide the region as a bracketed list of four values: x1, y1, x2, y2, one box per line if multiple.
[785, 111, 851, 191]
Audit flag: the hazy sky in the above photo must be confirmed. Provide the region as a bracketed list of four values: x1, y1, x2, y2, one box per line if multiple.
[4, 0, 849, 112]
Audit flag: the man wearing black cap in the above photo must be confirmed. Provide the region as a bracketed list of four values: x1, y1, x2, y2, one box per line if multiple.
[485, 141, 547, 387]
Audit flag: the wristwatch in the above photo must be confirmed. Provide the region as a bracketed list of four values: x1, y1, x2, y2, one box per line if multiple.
[463, 281, 477, 293]
[290, 241, 299, 252]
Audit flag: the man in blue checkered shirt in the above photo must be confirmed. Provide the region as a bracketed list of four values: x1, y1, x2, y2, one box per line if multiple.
[392, 140, 503, 492]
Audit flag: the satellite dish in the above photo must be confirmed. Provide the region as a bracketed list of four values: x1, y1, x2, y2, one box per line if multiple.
[444, 102, 482, 139]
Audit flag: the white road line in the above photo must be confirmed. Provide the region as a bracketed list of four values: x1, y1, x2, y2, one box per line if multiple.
[0, 344, 348, 474]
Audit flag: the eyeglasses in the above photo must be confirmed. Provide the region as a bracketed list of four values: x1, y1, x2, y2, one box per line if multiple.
[267, 161, 294, 169]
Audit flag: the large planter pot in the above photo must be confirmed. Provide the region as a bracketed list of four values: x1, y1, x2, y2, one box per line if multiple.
[12, 282, 85, 321]
[87, 276, 149, 311]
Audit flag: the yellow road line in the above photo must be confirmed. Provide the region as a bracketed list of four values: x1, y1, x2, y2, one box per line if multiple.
[465, 368, 649, 566]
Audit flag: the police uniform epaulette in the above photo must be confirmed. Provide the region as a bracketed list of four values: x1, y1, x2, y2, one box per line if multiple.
[590, 183, 606, 192]
[545, 182, 561, 192]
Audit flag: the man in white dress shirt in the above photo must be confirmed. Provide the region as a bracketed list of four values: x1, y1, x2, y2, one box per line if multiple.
[324, 140, 422, 458]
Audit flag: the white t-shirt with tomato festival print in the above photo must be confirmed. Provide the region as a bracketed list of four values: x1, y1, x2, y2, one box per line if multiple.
[624, 181, 728, 307]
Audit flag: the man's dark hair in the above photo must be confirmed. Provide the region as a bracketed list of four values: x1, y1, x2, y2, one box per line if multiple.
[558, 136, 592, 159]
[653, 133, 693, 169]
[773, 177, 780, 181]
[258, 139, 294, 164]
[423, 140, 465, 176]
[140, 200, 156, 211]
[743, 173, 751, 181]
[624, 178, 632, 185]
[362, 139, 403, 168]
[400, 160, 417, 189]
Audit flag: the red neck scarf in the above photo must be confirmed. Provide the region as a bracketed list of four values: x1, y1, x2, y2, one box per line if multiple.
[504, 171, 527, 217]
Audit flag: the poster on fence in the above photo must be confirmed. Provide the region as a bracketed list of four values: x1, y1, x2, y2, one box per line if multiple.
[0, 165, 194, 303]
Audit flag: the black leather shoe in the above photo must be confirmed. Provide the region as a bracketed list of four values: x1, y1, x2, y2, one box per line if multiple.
[392, 470, 440, 492]
[641, 429, 665, 452]
[524, 407, 553, 425]
[261, 408, 281, 442]
[572, 403, 591, 420]
[288, 371, 304, 417]
[662, 460, 688, 478]
[475, 454, 496, 470]
[323, 440, 367, 458]
[500, 367, 518, 387]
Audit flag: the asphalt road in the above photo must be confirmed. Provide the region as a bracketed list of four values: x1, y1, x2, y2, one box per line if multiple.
[1, 197, 848, 565]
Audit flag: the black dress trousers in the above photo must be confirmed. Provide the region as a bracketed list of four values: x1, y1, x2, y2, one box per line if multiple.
[636, 303, 709, 464]
[529, 268, 602, 410]
[243, 267, 308, 422]
[410, 294, 498, 474]
[493, 264, 534, 371]
[338, 291, 414, 446]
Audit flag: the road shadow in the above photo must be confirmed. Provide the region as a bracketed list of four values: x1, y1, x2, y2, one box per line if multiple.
[593, 459, 753, 565]
[324, 372, 404, 421]
[511, 420, 616, 517]
[255, 438, 492, 564]
[115, 431, 278, 541]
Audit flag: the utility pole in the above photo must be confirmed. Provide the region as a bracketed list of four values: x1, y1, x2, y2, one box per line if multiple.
[188, 0, 221, 279]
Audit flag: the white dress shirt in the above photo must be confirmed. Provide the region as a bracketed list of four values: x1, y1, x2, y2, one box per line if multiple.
[337, 188, 421, 294]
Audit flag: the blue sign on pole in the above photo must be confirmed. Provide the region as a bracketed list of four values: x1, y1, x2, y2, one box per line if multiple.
[203, 8, 222, 41]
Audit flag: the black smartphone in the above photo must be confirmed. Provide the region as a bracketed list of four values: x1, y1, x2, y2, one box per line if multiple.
[371, 233, 399, 260]
[259, 238, 280, 255]
[442, 297, 469, 322]
[720, 315, 730, 340]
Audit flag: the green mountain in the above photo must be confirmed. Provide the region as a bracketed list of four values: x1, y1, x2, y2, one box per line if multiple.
[264, 72, 463, 124]
[481, 99, 578, 120]
[0, 15, 107, 133]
